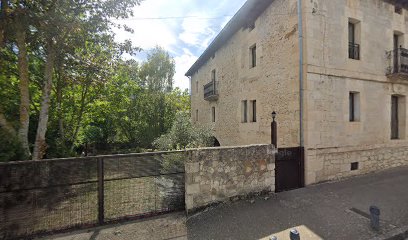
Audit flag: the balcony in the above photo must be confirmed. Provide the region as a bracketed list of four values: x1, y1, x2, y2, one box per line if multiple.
[349, 42, 360, 60]
[204, 81, 219, 101]
[386, 48, 408, 79]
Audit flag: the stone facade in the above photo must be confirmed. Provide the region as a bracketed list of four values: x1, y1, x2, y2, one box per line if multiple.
[187, 0, 408, 186]
[189, 0, 300, 148]
[185, 144, 276, 212]
[303, 0, 408, 184]
[308, 144, 408, 182]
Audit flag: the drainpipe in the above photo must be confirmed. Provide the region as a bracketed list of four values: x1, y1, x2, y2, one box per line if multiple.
[297, 0, 304, 148]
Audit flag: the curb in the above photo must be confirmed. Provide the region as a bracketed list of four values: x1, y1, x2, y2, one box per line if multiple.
[371, 225, 408, 240]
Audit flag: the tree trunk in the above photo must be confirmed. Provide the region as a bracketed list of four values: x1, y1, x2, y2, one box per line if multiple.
[56, 69, 64, 139]
[16, 26, 31, 158]
[32, 42, 56, 160]
[69, 84, 88, 151]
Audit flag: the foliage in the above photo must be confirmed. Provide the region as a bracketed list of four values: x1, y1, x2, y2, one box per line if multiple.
[153, 111, 214, 151]
[0, 129, 25, 162]
[0, 1, 191, 160]
[154, 111, 214, 172]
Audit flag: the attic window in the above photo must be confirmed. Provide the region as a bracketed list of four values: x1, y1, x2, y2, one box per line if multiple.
[395, 5, 402, 14]
[248, 22, 255, 31]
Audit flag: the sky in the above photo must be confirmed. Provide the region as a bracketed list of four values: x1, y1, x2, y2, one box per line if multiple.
[114, 0, 247, 91]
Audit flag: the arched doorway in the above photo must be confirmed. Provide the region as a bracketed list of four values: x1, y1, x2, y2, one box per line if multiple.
[213, 137, 221, 147]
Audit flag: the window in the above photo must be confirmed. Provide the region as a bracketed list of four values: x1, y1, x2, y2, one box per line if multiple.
[348, 19, 360, 60]
[211, 69, 216, 82]
[250, 100, 257, 122]
[248, 22, 255, 31]
[393, 33, 404, 73]
[212, 107, 216, 122]
[391, 95, 406, 139]
[196, 109, 199, 122]
[196, 80, 198, 93]
[351, 162, 359, 171]
[242, 100, 248, 123]
[395, 5, 403, 14]
[349, 92, 360, 122]
[250, 45, 257, 68]
[391, 95, 406, 140]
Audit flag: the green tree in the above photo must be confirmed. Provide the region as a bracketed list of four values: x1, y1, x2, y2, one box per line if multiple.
[0, 0, 141, 160]
[153, 111, 214, 151]
[139, 46, 175, 92]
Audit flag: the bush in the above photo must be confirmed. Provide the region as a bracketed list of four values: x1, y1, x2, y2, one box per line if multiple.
[153, 111, 214, 151]
[0, 129, 26, 162]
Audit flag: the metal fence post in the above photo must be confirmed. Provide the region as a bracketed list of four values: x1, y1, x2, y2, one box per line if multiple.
[271, 111, 277, 148]
[97, 158, 105, 225]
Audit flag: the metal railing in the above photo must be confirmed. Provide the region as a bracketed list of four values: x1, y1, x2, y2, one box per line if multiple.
[204, 81, 219, 101]
[0, 151, 186, 239]
[349, 42, 360, 60]
[387, 48, 408, 75]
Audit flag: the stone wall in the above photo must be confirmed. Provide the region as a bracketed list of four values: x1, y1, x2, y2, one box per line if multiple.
[307, 144, 408, 182]
[185, 144, 276, 212]
[303, 0, 408, 184]
[190, 0, 300, 148]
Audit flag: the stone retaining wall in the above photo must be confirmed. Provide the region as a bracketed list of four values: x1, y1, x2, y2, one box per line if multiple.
[185, 144, 276, 212]
[307, 144, 408, 183]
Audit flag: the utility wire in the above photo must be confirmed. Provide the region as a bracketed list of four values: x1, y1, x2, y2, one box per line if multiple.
[120, 11, 318, 21]
[124, 15, 234, 20]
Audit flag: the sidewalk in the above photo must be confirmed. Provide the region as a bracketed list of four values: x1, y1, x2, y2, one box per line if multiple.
[187, 166, 408, 240]
[43, 166, 408, 240]
[40, 212, 187, 240]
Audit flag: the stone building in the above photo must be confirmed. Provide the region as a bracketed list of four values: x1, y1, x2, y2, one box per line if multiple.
[185, 0, 408, 186]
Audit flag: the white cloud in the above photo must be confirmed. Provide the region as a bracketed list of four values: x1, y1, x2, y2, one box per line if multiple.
[115, 19, 177, 50]
[173, 49, 198, 91]
[179, 17, 215, 48]
[112, 0, 248, 91]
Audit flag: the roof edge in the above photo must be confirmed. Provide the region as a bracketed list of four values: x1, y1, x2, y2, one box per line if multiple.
[185, 0, 274, 77]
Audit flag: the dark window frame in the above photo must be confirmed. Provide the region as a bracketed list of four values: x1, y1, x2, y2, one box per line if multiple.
[349, 92, 355, 122]
[395, 5, 403, 14]
[250, 45, 257, 68]
[349, 92, 359, 122]
[348, 21, 360, 60]
[248, 22, 255, 31]
[243, 100, 248, 123]
[252, 100, 257, 122]
[391, 95, 399, 139]
[351, 162, 359, 171]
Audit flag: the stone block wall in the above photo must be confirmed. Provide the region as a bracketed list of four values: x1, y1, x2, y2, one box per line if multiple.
[307, 144, 408, 183]
[185, 144, 276, 212]
[189, 0, 300, 148]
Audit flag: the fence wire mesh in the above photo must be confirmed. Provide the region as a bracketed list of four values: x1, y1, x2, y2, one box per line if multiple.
[0, 151, 186, 239]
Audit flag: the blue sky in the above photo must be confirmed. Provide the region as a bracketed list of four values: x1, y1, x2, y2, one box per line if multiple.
[114, 0, 247, 90]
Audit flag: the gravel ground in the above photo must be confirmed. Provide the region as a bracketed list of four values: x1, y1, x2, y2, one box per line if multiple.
[40, 212, 187, 240]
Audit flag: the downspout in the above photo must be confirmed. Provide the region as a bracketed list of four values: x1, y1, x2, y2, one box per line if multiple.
[297, 0, 304, 148]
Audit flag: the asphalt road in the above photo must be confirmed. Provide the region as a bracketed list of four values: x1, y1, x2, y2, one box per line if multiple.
[43, 166, 408, 240]
[187, 166, 408, 240]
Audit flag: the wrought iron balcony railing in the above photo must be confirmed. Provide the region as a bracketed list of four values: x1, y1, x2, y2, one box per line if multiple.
[349, 42, 360, 60]
[203, 81, 219, 101]
[387, 48, 408, 76]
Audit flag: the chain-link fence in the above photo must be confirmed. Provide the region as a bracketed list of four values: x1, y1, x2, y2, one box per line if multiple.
[0, 151, 186, 239]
